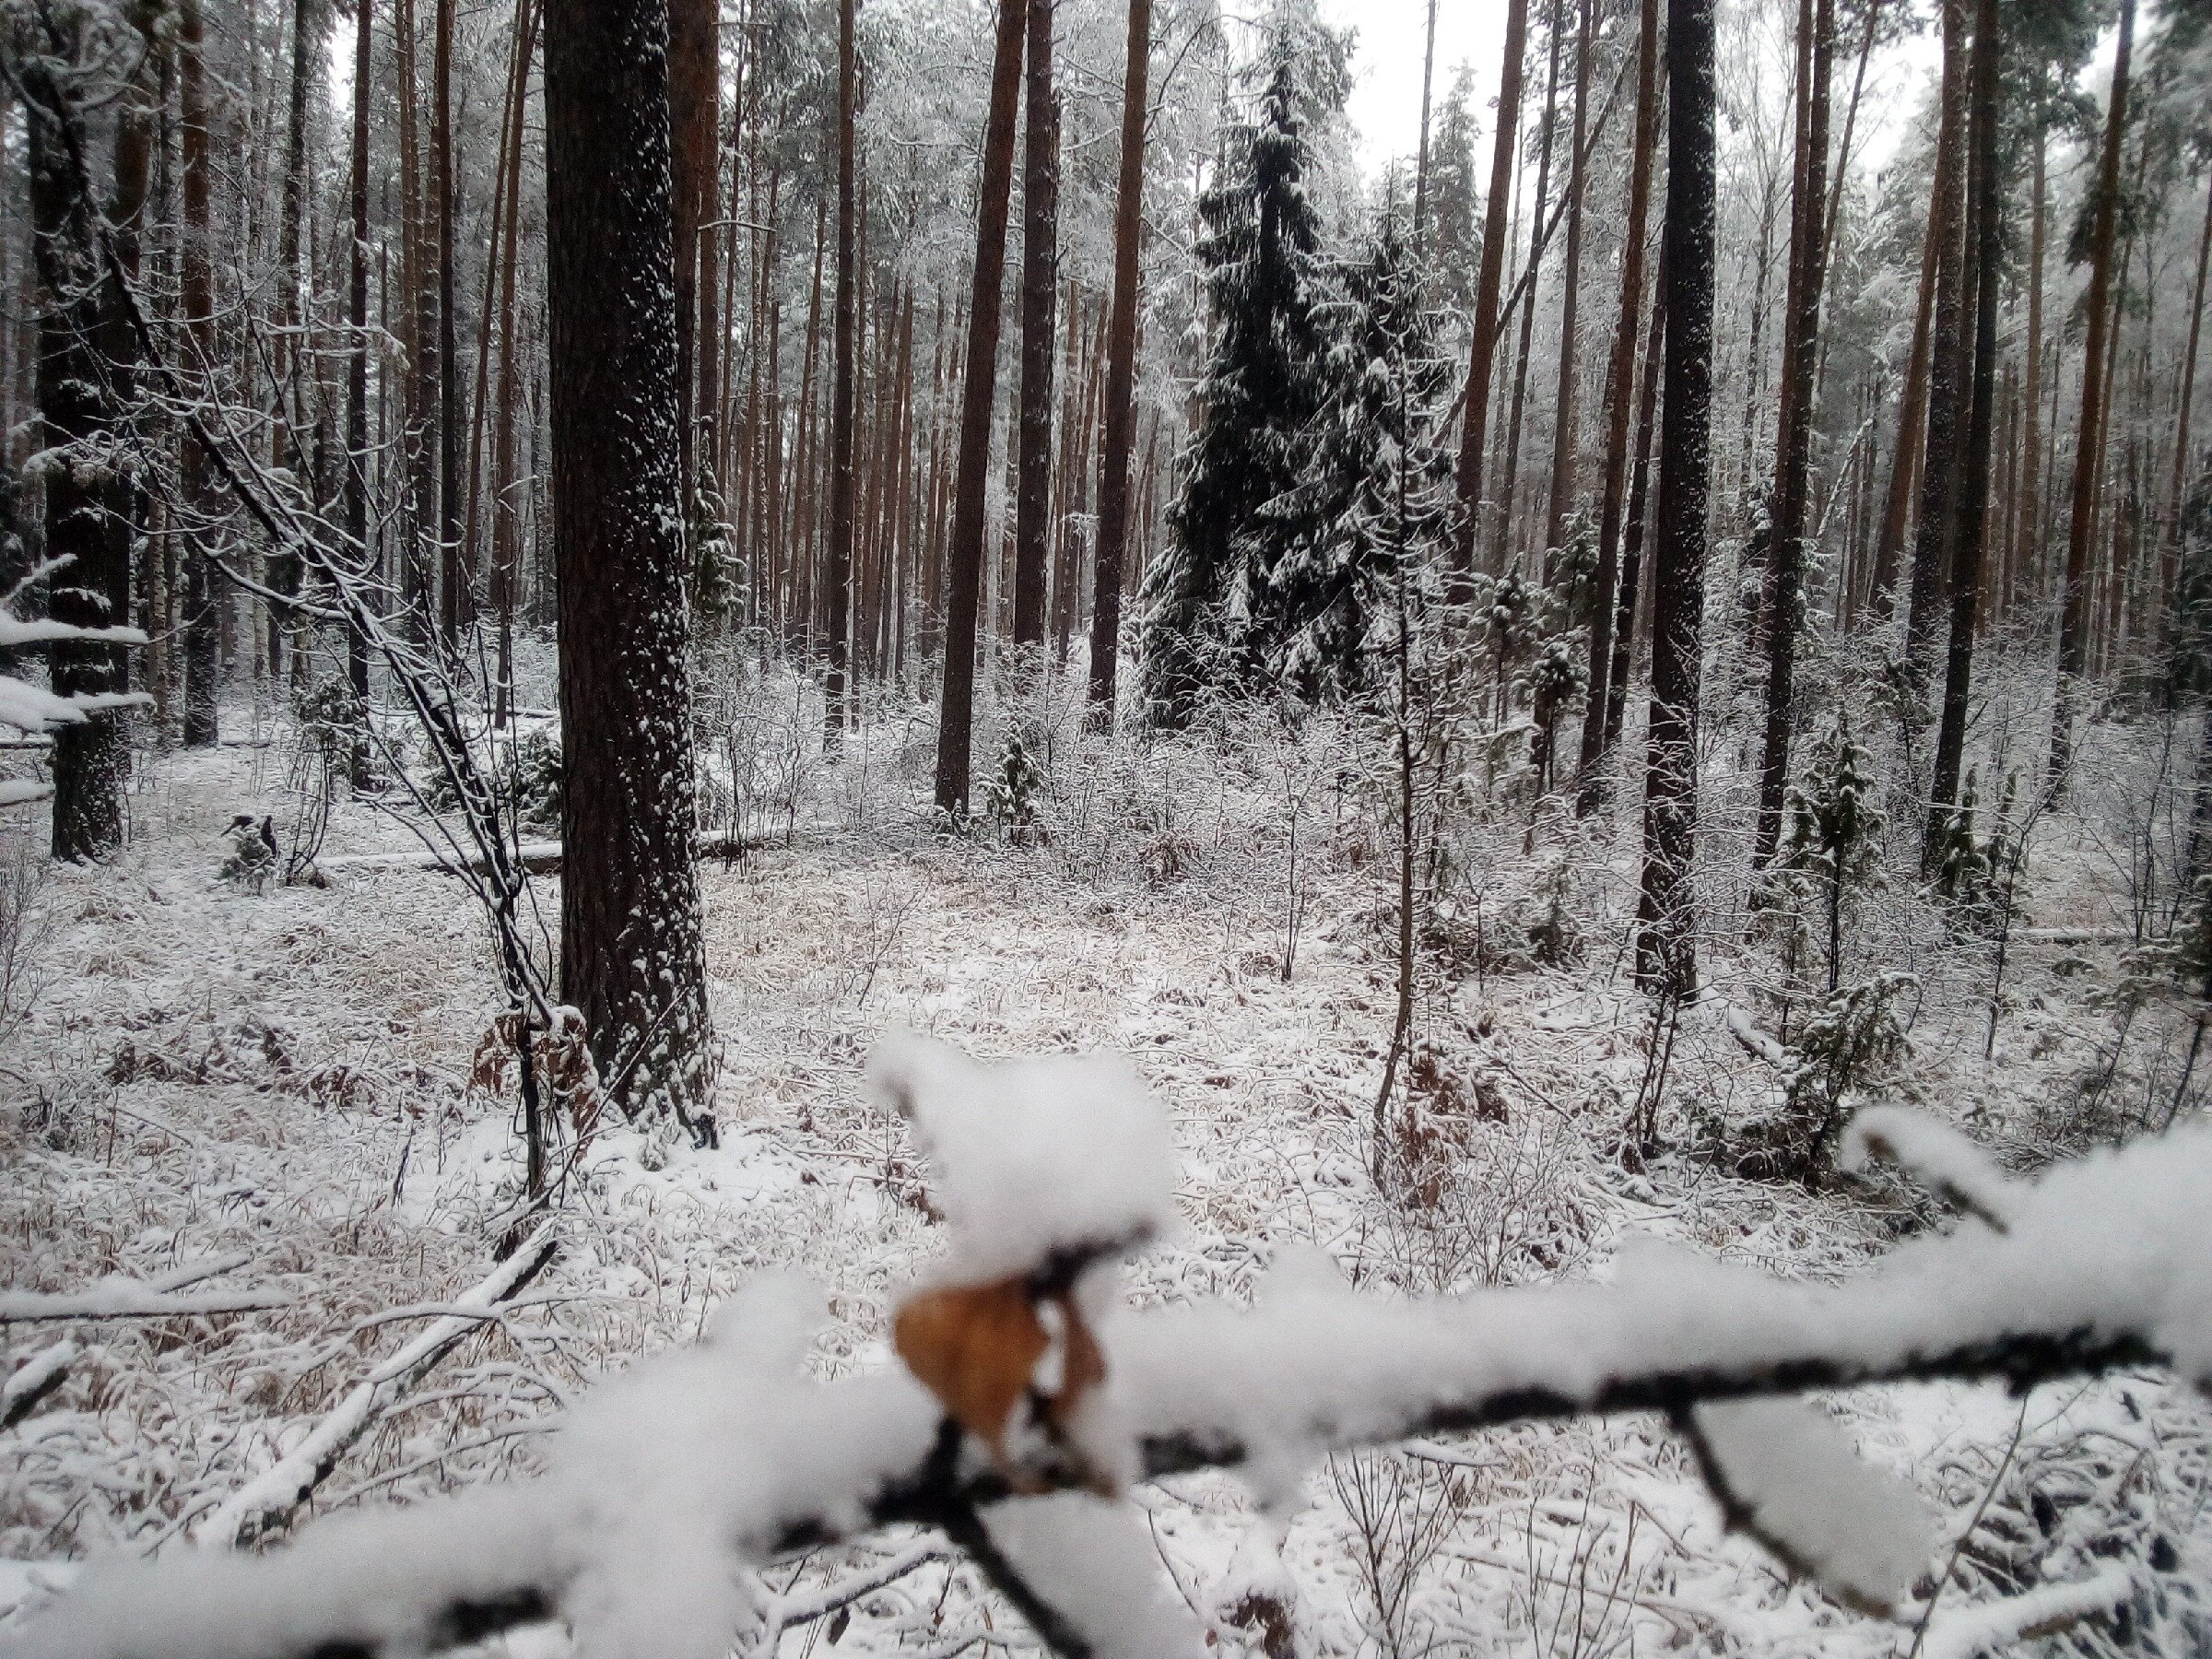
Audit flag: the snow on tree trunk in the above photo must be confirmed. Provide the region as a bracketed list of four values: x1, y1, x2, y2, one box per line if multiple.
[1635, 0, 1716, 999]
[544, 0, 715, 1138]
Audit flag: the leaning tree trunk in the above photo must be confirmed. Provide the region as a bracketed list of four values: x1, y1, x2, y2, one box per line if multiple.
[825, 0, 857, 737]
[179, 0, 219, 747]
[1575, 0, 1659, 806]
[1925, 0, 2002, 862]
[1751, 0, 1834, 870]
[1635, 0, 1716, 1000]
[2049, 0, 2134, 793]
[1012, 0, 1058, 652]
[1084, 0, 1149, 726]
[30, 43, 130, 860]
[545, 0, 714, 1137]
[1451, 0, 1532, 587]
[934, 0, 1027, 818]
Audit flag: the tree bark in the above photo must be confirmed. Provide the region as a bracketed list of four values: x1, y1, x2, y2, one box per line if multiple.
[1603, 288, 1665, 763]
[1012, 0, 1058, 652]
[2018, 137, 2045, 626]
[434, 0, 464, 648]
[1751, 0, 1833, 869]
[180, 0, 219, 747]
[1635, 0, 1715, 1000]
[934, 0, 1027, 818]
[2159, 168, 2212, 650]
[2049, 0, 2134, 792]
[1086, 0, 1149, 725]
[670, 0, 719, 481]
[1541, 0, 1595, 563]
[825, 0, 856, 734]
[346, 0, 374, 720]
[1901, 0, 1969, 696]
[1925, 0, 2002, 860]
[1451, 0, 1532, 584]
[545, 0, 715, 1135]
[1574, 0, 1658, 807]
[32, 31, 132, 859]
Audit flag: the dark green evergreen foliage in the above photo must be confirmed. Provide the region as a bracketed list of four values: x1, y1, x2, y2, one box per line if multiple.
[981, 723, 1048, 844]
[1783, 713, 1884, 991]
[1141, 17, 1347, 726]
[689, 459, 739, 623]
[1265, 209, 1455, 701]
[1423, 65, 1480, 312]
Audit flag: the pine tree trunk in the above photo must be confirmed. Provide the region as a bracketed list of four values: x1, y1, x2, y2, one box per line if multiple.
[1542, 0, 1595, 564]
[1751, 0, 1834, 869]
[825, 0, 857, 733]
[1575, 0, 1658, 806]
[1868, 84, 1960, 620]
[670, 0, 718, 476]
[1452, 0, 1533, 583]
[545, 0, 714, 1135]
[2018, 138, 2045, 628]
[1926, 0, 2002, 856]
[1500, 0, 1565, 571]
[179, 0, 220, 747]
[2050, 0, 2133, 791]
[2158, 169, 2212, 634]
[1635, 0, 1715, 1000]
[33, 39, 130, 859]
[434, 0, 464, 648]
[1902, 0, 1969, 695]
[346, 0, 373, 715]
[935, 0, 1028, 816]
[1086, 0, 1149, 724]
[1603, 288, 1665, 762]
[269, 0, 312, 686]
[1012, 0, 1058, 650]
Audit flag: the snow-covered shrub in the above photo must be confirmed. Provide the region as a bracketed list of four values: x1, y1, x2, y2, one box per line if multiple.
[419, 727, 561, 831]
[218, 813, 279, 892]
[0, 833, 49, 1043]
[1726, 971, 1919, 1181]
[980, 724, 1048, 846]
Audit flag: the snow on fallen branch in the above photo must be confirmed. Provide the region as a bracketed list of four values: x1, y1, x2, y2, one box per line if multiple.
[1, 1341, 77, 1432]
[6, 1043, 2208, 1659]
[188, 1225, 558, 1551]
[0, 1288, 293, 1325]
[1916, 1564, 2138, 1659]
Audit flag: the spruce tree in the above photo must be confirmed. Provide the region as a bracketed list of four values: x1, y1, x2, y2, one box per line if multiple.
[1140, 18, 1346, 726]
[1266, 209, 1453, 701]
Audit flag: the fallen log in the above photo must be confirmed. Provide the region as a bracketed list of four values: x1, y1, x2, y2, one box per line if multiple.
[317, 830, 771, 878]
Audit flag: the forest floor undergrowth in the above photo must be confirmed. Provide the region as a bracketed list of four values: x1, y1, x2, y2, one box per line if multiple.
[0, 707, 2206, 1657]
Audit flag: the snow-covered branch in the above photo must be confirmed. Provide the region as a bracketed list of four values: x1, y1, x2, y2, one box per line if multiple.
[7, 1090, 2205, 1659]
[0, 1288, 293, 1325]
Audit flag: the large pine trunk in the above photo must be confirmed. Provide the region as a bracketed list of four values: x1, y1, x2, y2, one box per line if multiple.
[1012, 0, 1058, 650]
[1751, 0, 1834, 869]
[33, 41, 131, 860]
[434, 0, 465, 648]
[934, 0, 1028, 816]
[1635, 0, 1716, 999]
[1451, 0, 1532, 585]
[1575, 0, 1658, 805]
[545, 0, 714, 1135]
[2049, 0, 2134, 790]
[1085, 0, 1149, 725]
[1925, 0, 2002, 857]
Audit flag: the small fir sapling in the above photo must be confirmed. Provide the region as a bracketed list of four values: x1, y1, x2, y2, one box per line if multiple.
[689, 459, 740, 624]
[1779, 712, 1884, 994]
[981, 723, 1048, 844]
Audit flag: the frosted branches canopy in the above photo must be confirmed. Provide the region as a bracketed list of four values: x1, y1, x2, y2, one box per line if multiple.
[6, 1045, 2208, 1659]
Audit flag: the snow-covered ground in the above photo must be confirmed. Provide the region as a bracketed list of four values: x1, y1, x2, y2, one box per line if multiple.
[0, 689, 2206, 1656]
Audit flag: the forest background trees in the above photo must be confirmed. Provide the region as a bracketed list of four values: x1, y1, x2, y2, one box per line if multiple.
[1, 0, 2210, 1154]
